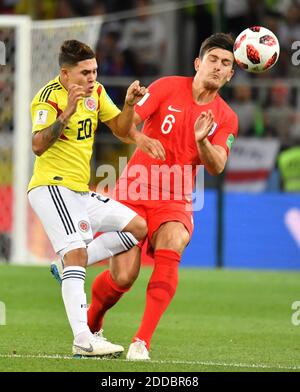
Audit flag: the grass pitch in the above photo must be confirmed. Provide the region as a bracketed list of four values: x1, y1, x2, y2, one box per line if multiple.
[0, 264, 300, 372]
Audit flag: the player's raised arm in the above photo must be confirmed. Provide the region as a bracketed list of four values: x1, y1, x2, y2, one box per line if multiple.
[194, 110, 227, 175]
[105, 80, 147, 138]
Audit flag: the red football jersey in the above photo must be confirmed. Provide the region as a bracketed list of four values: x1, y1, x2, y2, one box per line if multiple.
[118, 76, 238, 202]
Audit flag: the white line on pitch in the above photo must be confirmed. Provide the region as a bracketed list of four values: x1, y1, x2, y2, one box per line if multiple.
[0, 353, 299, 370]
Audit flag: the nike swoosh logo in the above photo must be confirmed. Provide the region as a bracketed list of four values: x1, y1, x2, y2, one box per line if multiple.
[73, 343, 93, 353]
[168, 105, 182, 112]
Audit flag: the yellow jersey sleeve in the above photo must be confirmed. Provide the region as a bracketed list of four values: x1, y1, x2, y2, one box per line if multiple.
[31, 101, 58, 133]
[98, 85, 121, 123]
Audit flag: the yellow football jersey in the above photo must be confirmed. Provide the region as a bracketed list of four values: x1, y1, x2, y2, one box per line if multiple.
[28, 76, 121, 192]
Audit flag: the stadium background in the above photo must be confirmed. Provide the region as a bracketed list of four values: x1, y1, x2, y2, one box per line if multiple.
[0, 0, 299, 268]
[0, 0, 300, 373]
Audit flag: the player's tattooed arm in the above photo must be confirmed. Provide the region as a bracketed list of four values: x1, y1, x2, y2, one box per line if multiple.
[32, 84, 84, 156]
[32, 117, 67, 156]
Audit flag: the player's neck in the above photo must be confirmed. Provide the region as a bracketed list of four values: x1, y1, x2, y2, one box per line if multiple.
[59, 74, 68, 91]
[192, 79, 218, 105]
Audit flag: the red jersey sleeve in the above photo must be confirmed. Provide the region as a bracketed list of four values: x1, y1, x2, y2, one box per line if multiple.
[134, 77, 170, 121]
[211, 112, 238, 156]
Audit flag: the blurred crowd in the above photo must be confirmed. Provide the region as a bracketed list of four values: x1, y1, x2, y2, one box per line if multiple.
[0, 0, 300, 78]
[0, 0, 135, 19]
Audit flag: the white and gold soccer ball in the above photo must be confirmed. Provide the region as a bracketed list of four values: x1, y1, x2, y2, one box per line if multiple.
[233, 26, 280, 73]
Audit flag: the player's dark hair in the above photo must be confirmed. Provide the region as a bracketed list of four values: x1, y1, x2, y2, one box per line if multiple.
[199, 33, 234, 59]
[59, 40, 95, 67]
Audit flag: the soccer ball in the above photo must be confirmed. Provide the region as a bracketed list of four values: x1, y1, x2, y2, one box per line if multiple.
[233, 26, 280, 73]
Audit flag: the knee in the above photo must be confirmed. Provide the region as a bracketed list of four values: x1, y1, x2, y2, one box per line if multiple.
[63, 247, 87, 267]
[111, 270, 139, 289]
[180, 230, 190, 249]
[155, 228, 190, 254]
[128, 216, 148, 242]
[137, 217, 148, 240]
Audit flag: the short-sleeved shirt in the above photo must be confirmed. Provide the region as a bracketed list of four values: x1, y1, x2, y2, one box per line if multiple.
[117, 76, 238, 202]
[28, 76, 120, 192]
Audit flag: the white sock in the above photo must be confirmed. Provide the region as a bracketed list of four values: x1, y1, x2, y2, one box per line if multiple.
[74, 330, 93, 345]
[61, 266, 91, 338]
[87, 231, 138, 266]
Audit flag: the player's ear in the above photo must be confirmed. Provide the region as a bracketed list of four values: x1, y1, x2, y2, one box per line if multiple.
[194, 57, 201, 72]
[60, 67, 69, 81]
[227, 68, 234, 82]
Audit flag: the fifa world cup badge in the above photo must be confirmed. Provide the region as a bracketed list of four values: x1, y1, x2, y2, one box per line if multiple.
[84, 97, 97, 111]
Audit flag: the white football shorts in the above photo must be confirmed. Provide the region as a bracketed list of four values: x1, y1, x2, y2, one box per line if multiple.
[28, 185, 137, 254]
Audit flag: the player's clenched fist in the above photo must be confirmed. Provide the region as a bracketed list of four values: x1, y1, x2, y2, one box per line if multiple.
[125, 80, 148, 107]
